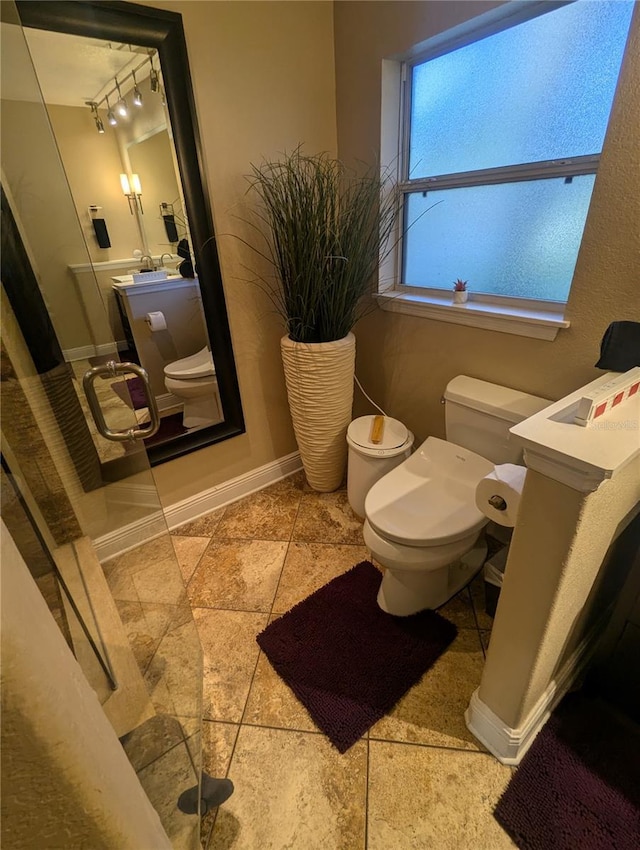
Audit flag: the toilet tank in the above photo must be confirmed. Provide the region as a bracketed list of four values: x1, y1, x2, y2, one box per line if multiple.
[444, 376, 551, 464]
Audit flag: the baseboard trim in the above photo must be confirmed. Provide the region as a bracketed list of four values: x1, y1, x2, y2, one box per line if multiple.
[94, 451, 303, 561]
[465, 616, 605, 765]
[165, 450, 303, 530]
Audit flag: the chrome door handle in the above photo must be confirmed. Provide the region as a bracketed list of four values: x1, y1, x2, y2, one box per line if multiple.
[83, 361, 160, 442]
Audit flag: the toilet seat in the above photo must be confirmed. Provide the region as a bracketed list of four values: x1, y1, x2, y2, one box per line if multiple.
[365, 437, 493, 547]
[164, 346, 215, 380]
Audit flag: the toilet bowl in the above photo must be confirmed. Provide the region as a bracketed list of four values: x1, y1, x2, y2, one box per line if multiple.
[364, 437, 493, 615]
[164, 346, 221, 428]
[362, 375, 552, 616]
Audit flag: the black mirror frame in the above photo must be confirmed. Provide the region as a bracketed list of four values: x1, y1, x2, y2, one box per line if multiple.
[15, 0, 245, 466]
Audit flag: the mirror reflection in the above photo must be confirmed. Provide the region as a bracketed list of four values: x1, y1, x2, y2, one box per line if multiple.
[18, 28, 222, 462]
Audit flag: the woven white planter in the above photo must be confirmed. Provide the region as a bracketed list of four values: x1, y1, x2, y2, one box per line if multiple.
[281, 333, 355, 492]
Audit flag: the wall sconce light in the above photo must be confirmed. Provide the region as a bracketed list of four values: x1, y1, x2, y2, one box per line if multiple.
[149, 53, 160, 93]
[120, 173, 143, 215]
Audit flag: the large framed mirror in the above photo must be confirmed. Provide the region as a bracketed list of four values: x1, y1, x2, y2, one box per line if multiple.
[9, 0, 244, 468]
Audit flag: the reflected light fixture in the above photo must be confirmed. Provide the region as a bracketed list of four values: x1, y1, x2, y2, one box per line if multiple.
[149, 54, 160, 93]
[120, 173, 143, 215]
[115, 78, 128, 117]
[132, 70, 143, 107]
[105, 94, 117, 126]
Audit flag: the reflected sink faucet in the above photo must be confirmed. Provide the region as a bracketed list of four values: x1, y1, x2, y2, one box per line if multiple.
[140, 254, 154, 271]
[160, 252, 174, 269]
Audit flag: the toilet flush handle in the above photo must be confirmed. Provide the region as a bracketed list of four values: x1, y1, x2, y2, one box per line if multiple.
[83, 361, 160, 442]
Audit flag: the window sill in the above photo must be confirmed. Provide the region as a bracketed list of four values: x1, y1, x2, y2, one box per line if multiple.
[375, 290, 570, 341]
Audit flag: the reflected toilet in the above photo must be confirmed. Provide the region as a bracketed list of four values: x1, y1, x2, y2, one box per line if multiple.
[164, 346, 221, 428]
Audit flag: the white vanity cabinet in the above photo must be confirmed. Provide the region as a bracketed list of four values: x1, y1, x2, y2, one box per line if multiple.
[111, 276, 208, 397]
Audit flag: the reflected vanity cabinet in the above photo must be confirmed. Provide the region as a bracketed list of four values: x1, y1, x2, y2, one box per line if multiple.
[111, 277, 208, 397]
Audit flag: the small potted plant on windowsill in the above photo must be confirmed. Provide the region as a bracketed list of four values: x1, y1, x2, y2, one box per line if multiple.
[453, 279, 468, 304]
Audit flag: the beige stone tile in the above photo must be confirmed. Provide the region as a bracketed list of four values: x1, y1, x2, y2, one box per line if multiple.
[171, 535, 210, 583]
[104, 534, 177, 575]
[132, 558, 188, 606]
[188, 540, 287, 612]
[200, 722, 239, 849]
[114, 598, 166, 674]
[370, 628, 487, 751]
[213, 481, 303, 541]
[145, 619, 203, 737]
[137, 741, 200, 850]
[272, 542, 370, 613]
[439, 571, 495, 630]
[243, 615, 317, 733]
[171, 509, 225, 538]
[368, 741, 516, 850]
[194, 608, 267, 722]
[209, 726, 366, 850]
[291, 491, 364, 544]
[120, 713, 186, 773]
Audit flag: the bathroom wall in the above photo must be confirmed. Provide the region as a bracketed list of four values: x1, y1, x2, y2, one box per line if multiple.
[334, 1, 640, 442]
[133, 0, 338, 506]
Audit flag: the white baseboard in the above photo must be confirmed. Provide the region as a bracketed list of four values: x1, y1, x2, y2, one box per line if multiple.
[165, 450, 303, 530]
[93, 451, 302, 561]
[64, 341, 128, 362]
[465, 615, 605, 764]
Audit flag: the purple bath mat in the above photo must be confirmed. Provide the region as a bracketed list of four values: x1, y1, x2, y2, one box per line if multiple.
[111, 377, 147, 410]
[494, 691, 640, 849]
[257, 561, 457, 752]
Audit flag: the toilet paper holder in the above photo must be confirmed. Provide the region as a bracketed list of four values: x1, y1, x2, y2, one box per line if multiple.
[488, 495, 508, 511]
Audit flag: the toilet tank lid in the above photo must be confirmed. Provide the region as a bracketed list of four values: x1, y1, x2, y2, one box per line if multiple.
[444, 376, 551, 425]
[347, 416, 409, 451]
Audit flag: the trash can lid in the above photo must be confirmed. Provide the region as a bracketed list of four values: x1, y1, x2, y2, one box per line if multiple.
[347, 416, 409, 451]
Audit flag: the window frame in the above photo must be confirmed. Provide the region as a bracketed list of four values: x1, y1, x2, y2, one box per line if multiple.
[378, 0, 625, 339]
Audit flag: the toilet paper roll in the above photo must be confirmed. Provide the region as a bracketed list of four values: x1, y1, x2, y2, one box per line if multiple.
[145, 311, 167, 332]
[475, 463, 527, 527]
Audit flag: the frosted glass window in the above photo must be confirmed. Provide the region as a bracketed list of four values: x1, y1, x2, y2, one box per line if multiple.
[409, 1, 633, 178]
[403, 175, 596, 302]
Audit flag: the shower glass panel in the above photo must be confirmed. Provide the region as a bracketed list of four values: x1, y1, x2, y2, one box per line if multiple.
[0, 7, 203, 848]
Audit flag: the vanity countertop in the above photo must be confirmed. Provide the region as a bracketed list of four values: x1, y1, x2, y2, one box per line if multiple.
[112, 275, 198, 294]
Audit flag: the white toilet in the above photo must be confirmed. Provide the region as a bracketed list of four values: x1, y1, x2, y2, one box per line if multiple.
[363, 376, 550, 616]
[164, 346, 221, 428]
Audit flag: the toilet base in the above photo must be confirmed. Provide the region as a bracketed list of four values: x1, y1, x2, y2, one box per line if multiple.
[377, 541, 487, 616]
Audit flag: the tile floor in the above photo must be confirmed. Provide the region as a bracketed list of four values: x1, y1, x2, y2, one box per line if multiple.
[166, 471, 517, 850]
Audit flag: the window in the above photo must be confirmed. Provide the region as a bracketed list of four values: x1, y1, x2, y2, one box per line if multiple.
[385, 0, 633, 334]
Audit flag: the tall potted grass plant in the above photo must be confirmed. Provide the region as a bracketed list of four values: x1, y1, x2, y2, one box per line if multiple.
[244, 148, 400, 491]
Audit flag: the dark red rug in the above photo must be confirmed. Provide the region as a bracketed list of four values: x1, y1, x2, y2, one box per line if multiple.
[257, 561, 457, 753]
[494, 691, 640, 849]
[111, 377, 147, 410]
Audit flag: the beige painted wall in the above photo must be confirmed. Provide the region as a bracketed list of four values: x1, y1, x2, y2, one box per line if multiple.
[131, 1, 338, 506]
[48, 103, 142, 262]
[335, 2, 640, 443]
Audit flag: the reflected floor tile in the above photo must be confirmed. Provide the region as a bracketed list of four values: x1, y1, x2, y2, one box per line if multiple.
[370, 628, 487, 751]
[213, 481, 303, 541]
[209, 726, 366, 850]
[171, 535, 210, 583]
[368, 741, 516, 850]
[188, 540, 287, 612]
[291, 491, 364, 544]
[272, 542, 370, 614]
[194, 608, 267, 723]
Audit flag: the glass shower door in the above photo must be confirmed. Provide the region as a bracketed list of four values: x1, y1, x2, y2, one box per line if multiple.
[1, 7, 203, 848]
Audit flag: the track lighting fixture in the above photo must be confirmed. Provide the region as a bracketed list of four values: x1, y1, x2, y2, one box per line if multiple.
[115, 78, 128, 117]
[105, 94, 117, 126]
[132, 70, 143, 107]
[87, 101, 105, 134]
[149, 54, 160, 93]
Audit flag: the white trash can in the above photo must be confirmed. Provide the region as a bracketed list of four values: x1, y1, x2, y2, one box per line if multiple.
[346, 415, 414, 519]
